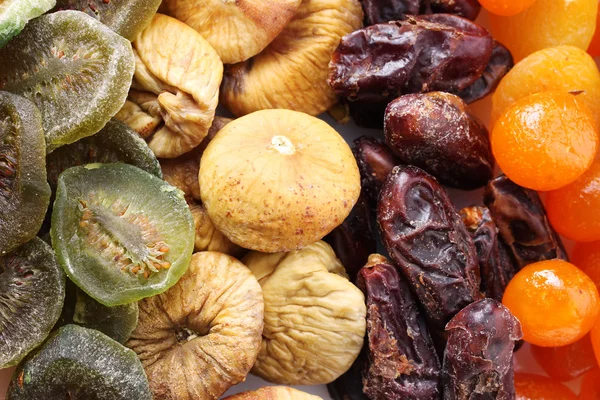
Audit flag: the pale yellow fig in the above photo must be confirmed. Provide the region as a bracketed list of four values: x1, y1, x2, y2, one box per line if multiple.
[114, 99, 162, 139]
[160, 0, 302, 64]
[243, 241, 367, 385]
[188, 199, 245, 257]
[220, 0, 363, 116]
[199, 109, 361, 253]
[119, 14, 223, 158]
[224, 386, 323, 400]
[127, 251, 264, 400]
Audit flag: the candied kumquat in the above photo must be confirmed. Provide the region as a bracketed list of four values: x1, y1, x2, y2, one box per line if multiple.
[587, 4, 600, 56]
[573, 242, 600, 289]
[478, 0, 536, 16]
[492, 91, 598, 192]
[546, 160, 600, 242]
[580, 369, 600, 399]
[514, 373, 577, 400]
[502, 260, 600, 347]
[530, 334, 597, 381]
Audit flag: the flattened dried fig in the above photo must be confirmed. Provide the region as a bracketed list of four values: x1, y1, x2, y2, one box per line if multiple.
[244, 241, 366, 385]
[161, 0, 301, 64]
[122, 14, 223, 158]
[221, 0, 363, 116]
[224, 387, 323, 400]
[188, 199, 245, 257]
[127, 251, 264, 400]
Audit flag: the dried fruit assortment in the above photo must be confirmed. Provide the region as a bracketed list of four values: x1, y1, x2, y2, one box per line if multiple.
[1, 0, 600, 399]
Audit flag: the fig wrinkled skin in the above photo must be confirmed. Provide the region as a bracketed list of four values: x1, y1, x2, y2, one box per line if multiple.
[378, 166, 481, 328]
[224, 387, 323, 400]
[443, 299, 523, 400]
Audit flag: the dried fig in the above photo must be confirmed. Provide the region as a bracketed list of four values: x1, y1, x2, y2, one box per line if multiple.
[244, 241, 366, 385]
[160, 0, 301, 64]
[127, 251, 264, 400]
[221, 0, 363, 116]
[224, 387, 323, 400]
[188, 199, 245, 257]
[120, 14, 223, 158]
[200, 109, 360, 253]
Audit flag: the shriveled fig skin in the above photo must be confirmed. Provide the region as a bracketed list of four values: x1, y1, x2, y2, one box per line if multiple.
[127, 252, 264, 400]
[224, 386, 323, 400]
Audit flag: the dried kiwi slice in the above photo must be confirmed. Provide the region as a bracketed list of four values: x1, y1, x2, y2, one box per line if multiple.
[0, 237, 66, 368]
[0, 0, 56, 47]
[47, 118, 162, 189]
[53, 0, 161, 41]
[7, 324, 152, 400]
[0, 11, 135, 152]
[0, 91, 50, 255]
[51, 163, 194, 306]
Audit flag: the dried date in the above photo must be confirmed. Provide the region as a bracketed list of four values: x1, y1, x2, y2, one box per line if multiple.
[325, 193, 377, 282]
[443, 298, 523, 400]
[357, 254, 442, 400]
[384, 92, 493, 190]
[429, 0, 480, 21]
[353, 136, 399, 208]
[378, 166, 480, 328]
[483, 175, 568, 269]
[460, 206, 517, 301]
[361, 0, 479, 26]
[328, 15, 493, 103]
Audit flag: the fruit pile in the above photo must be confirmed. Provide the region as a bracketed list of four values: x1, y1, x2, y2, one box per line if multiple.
[0, 0, 599, 399]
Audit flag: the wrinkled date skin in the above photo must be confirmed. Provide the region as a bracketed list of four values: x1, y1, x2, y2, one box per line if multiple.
[384, 92, 493, 190]
[443, 299, 523, 400]
[324, 193, 377, 282]
[328, 15, 493, 104]
[483, 175, 569, 269]
[361, 0, 479, 26]
[456, 41, 513, 104]
[378, 166, 480, 328]
[460, 206, 517, 302]
[353, 136, 399, 208]
[429, 0, 480, 21]
[357, 254, 442, 400]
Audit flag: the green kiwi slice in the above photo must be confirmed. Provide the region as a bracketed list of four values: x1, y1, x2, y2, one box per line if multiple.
[7, 324, 152, 400]
[51, 162, 194, 306]
[0, 0, 56, 48]
[0, 10, 135, 152]
[53, 0, 161, 41]
[0, 237, 66, 368]
[0, 91, 50, 255]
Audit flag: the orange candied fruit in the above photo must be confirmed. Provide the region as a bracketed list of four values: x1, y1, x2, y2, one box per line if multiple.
[489, 0, 597, 61]
[588, 5, 600, 56]
[546, 160, 600, 242]
[502, 259, 600, 347]
[491, 91, 598, 191]
[580, 369, 600, 400]
[573, 242, 600, 288]
[514, 373, 577, 400]
[478, 0, 536, 16]
[530, 334, 597, 381]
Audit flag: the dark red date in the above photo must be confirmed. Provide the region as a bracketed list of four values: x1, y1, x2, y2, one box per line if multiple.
[483, 175, 568, 269]
[378, 166, 480, 328]
[328, 15, 493, 103]
[443, 298, 522, 400]
[460, 206, 517, 301]
[353, 136, 399, 208]
[325, 193, 376, 282]
[357, 254, 442, 400]
[429, 0, 480, 21]
[384, 92, 493, 190]
[361, 0, 479, 26]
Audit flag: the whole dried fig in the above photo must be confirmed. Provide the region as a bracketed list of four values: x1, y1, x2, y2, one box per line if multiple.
[244, 241, 367, 385]
[127, 251, 264, 400]
[224, 387, 323, 400]
[221, 0, 364, 117]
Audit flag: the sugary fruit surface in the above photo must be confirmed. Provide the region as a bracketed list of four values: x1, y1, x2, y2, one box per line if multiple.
[478, 0, 536, 16]
[0, 0, 56, 47]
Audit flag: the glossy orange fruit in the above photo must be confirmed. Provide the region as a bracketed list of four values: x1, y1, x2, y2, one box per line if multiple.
[514, 373, 577, 400]
[530, 334, 597, 381]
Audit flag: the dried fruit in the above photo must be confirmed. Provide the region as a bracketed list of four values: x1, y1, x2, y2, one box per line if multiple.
[0, 238, 65, 368]
[580, 369, 600, 400]
[127, 251, 264, 400]
[224, 387, 323, 400]
[124, 14, 223, 158]
[573, 242, 600, 290]
[221, 0, 363, 117]
[360, 0, 479, 26]
[378, 166, 480, 328]
[160, 0, 301, 64]
[442, 299, 522, 400]
[514, 373, 577, 400]
[352, 136, 399, 208]
[328, 15, 493, 104]
[460, 206, 517, 301]
[531, 335, 597, 382]
[0, 11, 134, 151]
[483, 175, 568, 269]
[0, 0, 56, 47]
[357, 254, 442, 400]
[503, 259, 600, 347]
[52, 0, 161, 40]
[0, 91, 50, 255]
[199, 109, 360, 253]
[188, 199, 244, 257]
[244, 241, 366, 385]
[384, 92, 493, 190]
[7, 325, 152, 400]
[51, 163, 194, 306]
[428, 0, 480, 20]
